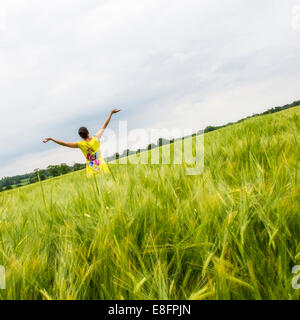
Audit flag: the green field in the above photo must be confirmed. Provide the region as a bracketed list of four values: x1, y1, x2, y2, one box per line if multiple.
[0, 107, 299, 300]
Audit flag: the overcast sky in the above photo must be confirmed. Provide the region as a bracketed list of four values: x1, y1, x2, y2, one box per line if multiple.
[0, 0, 300, 178]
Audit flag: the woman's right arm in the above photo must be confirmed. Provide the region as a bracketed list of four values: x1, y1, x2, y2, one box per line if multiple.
[43, 138, 79, 148]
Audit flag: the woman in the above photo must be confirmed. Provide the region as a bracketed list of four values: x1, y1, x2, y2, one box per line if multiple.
[43, 109, 121, 176]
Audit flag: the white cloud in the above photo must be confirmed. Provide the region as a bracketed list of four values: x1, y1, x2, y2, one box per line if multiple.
[0, 0, 300, 178]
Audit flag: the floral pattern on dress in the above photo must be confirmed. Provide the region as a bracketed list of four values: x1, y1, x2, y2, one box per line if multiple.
[86, 149, 101, 172]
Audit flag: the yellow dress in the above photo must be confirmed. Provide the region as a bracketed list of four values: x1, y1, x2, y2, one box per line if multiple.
[77, 136, 109, 177]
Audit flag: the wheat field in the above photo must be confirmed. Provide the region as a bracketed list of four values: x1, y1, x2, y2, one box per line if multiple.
[0, 107, 299, 300]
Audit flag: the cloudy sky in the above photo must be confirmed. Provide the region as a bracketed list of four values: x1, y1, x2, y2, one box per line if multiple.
[0, 0, 300, 178]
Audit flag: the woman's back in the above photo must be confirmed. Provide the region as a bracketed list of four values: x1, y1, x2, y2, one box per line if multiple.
[77, 137, 108, 176]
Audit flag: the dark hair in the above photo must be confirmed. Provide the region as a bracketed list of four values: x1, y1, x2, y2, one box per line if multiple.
[78, 127, 89, 139]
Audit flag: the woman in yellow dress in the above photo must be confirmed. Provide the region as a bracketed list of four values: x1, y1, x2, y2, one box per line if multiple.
[43, 109, 121, 176]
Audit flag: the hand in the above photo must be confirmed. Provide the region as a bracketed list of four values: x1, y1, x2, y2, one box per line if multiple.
[43, 138, 53, 143]
[111, 109, 121, 114]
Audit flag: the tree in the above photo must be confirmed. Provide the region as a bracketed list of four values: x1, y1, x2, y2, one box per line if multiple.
[148, 144, 156, 150]
[123, 149, 131, 157]
[33, 168, 44, 182]
[47, 165, 60, 177]
[204, 126, 219, 133]
[158, 138, 169, 147]
[39, 170, 47, 181]
[73, 163, 82, 171]
[60, 163, 70, 175]
[29, 175, 38, 184]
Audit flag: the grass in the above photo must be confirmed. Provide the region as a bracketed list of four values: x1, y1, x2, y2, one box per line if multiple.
[0, 107, 299, 300]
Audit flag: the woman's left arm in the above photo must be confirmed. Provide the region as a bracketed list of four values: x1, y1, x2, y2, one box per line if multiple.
[95, 109, 121, 140]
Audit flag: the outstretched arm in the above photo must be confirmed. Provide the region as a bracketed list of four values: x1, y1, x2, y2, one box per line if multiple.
[43, 138, 78, 148]
[95, 109, 121, 140]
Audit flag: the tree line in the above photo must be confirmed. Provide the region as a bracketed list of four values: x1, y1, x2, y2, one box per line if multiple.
[0, 138, 172, 192]
[1, 99, 299, 192]
[202, 100, 300, 134]
[0, 163, 86, 191]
